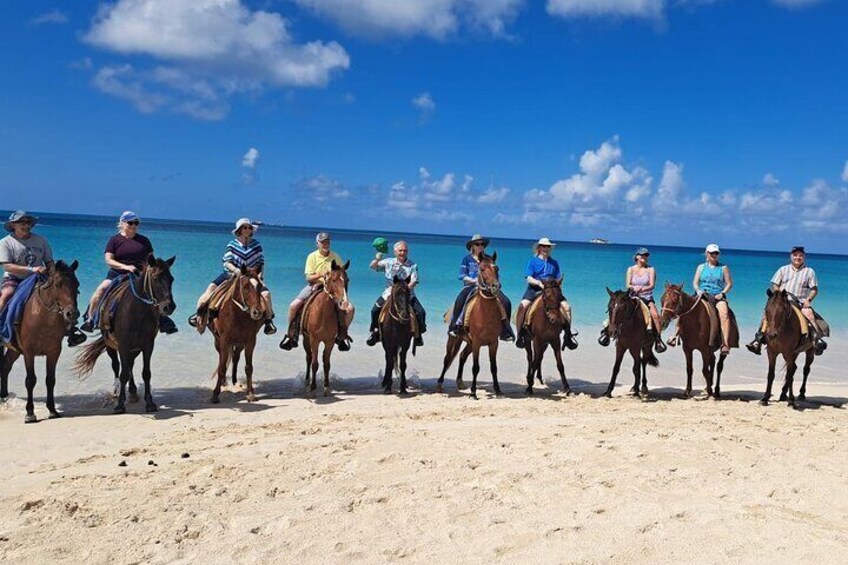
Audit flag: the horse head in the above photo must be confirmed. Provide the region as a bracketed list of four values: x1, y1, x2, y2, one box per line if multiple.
[234, 265, 265, 321]
[541, 278, 563, 324]
[764, 288, 791, 340]
[606, 287, 635, 340]
[325, 259, 351, 309]
[390, 274, 411, 317]
[659, 281, 685, 331]
[478, 252, 501, 296]
[41, 260, 81, 325]
[145, 255, 177, 316]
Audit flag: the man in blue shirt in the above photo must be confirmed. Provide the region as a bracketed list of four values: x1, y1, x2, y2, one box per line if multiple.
[514, 238, 577, 350]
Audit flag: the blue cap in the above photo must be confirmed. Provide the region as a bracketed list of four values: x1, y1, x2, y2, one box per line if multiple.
[634, 247, 650, 256]
[119, 210, 139, 223]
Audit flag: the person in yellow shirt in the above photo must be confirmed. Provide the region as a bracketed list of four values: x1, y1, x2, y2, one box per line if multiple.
[279, 232, 355, 351]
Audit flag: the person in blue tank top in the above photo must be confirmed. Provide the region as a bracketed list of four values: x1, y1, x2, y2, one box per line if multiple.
[514, 237, 578, 350]
[693, 243, 733, 354]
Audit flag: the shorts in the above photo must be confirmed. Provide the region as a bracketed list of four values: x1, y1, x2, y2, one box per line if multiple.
[634, 296, 655, 305]
[105, 268, 124, 280]
[295, 284, 315, 301]
[522, 287, 542, 302]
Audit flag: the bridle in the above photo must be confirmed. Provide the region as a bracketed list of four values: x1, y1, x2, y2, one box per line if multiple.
[542, 285, 562, 326]
[34, 274, 73, 317]
[322, 271, 348, 307]
[661, 287, 702, 321]
[476, 262, 500, 299]
[129, 270, 159, 307]
[230, 274, 262, 315]
[388, 284, 411, 324]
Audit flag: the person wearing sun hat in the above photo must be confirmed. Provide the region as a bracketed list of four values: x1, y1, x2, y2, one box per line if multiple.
[447, 233, 515, 342]
[691, 243, 734, 354]
[0, 210, 87, 346]
[188, 217, 276, 335]
[514, 237, 578, 350]
[80, 211, 178, 335]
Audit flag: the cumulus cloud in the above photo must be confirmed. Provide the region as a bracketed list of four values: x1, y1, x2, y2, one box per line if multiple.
[478, 186, 510, 203]
[763, 173, 780, 187]
[30, 10, 69, 25]
[242, 148, 260, 168]
[842, 161, 848, 183]
[84, 0, 349, 119]
[547, 0, 665, 19]
[412, 92, 436, 123]
[293, 0, 523, 40]
[653, 161, 684, 211]
[293, 175, 351, 202]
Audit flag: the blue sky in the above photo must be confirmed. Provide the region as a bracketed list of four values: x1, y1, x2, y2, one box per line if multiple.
[2, 0, 847, 253]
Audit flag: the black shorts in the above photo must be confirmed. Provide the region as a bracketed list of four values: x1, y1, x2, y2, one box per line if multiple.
[212, 271, 266, 292]
[105, 268, 124, 280]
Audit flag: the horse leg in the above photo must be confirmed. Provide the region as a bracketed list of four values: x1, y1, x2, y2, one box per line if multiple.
[114, 349, 132, 414]
[604, 346, 626, 398]
[45, 351, 62, 418]
[535, 341, 548, 386]
[303, 337, 312, 392]
[244, 343, 256, 403]
[231, 347, 242, 387]
[106, 347, 124, 399]
[490, 342, 501, 397]
[630, 349, 641, 396]
[782, 353, 797, 408]
[141, 347, 157, 413]
[24, 354, 38, 423]
[683, 347, 694, 398]
[322, 342, 332, 397]
[456, 343, 472, 391]
[212, 341, 230, 404]
[524, 339, 535, 395]
[436, 336, 462, 393]
[799, 350, 814, 401]
[1, 348, 20, 400]
[470, 345, 481, 399]
[761, 350, 777, 406]
[553, 343, 570, 395]
[399, 343, 409, 395]
[640, 355, 649, 397]
[700, 349, 715, 398]
[383, 345, 394, 394]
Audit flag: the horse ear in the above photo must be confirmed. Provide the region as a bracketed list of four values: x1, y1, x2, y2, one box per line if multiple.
[343, 259, 351, 271]
[491, 251, 498, 263]
[147, 254, 156, 267]
[664, 281, 670, 290]
[165, 256, 176, 268]
[606, 286, 614, 297]
[679, 281, 685, 289]
[240, 264, 248, 275]
[766, 288, 773, 297]
[331, 260, 339, 271]
[393, 274, 401, 284]
[557, 279, 562, 287]
[70, 259, 79, 272]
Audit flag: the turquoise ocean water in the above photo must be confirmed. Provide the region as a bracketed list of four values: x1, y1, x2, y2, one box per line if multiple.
[1, 211, 846, 408]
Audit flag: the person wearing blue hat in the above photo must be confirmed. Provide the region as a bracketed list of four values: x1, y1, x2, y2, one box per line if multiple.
[81, 211, 178, 335]
[0, 210, 86, 346]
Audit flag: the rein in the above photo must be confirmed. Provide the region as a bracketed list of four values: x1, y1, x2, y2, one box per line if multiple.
[388, 287, 411, 324]
[34, 276, 65, 315]
[129, 271, 158, 307]
[661, 290, 703, 320]
[542, 289, 562, 326]
[230, 276, 253, 313]
[476, 266, 499, 299]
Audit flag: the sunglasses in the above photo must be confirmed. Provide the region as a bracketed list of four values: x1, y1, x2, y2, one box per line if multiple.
[15, 220, 34, 226]
[126, 220, 140, 226]
[538, 245, 551, 249]
[708, 251, 720, 255]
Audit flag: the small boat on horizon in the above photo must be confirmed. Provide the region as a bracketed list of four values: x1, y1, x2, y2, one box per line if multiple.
[589, 237, 610, 244]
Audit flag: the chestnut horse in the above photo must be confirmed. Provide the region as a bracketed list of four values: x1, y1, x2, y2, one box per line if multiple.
[75, 256, 176, 414]
[603, 288, 659, 398]
[209, 267, 265, 403]
[436, 253, 503, 398]
[0, 261, 81, 423]
[301, 259, 351, 397]
[758, 289, 815, 407]
[379, 276, 414, 395]
[659, 283, 738, 399]
[523, 278, 571, 395]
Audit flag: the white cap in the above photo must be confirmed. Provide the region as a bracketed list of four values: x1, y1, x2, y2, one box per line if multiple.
[705, 243, 720, 253]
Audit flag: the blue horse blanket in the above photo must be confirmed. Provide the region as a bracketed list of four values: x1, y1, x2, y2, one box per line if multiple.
[0, 274, 41, 347]
[88, 274, 131, 330]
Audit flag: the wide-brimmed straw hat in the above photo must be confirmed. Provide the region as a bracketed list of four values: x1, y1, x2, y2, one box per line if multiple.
[533, 237, 556, 253]
[4, 210, 38, 232]
[465, 233, 490, 250]
[232, 217, 259, 235]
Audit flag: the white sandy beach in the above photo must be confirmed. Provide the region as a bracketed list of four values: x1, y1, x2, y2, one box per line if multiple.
[1, 336, 847, 564]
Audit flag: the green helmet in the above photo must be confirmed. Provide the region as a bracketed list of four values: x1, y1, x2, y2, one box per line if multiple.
[371, 237, 389, 254]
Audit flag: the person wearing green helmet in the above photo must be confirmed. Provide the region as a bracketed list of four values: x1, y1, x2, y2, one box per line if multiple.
[365, 239, 426, 347]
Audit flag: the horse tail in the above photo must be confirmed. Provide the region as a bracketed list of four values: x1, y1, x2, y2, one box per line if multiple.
[645, 349, 659, 368]
[74, 337, 108, 378]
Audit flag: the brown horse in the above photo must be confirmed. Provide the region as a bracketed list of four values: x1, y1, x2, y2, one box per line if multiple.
[660, 283, 738, 399]
[379, 276, 414, 395]
[0, 261, 81, 423]
[758, 289, 815, 407]
[523, 278, 571, 395]
[209, 267, 265, 403]
[301, 259, 351, 397]
[436, 253, 503, 398]
[75, 256, 176, 414]
[603, 288, 659, 398]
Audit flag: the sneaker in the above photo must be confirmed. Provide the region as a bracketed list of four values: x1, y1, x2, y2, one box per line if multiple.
[263, 319, 277, 335]
[746, 340, 762, 355]
[336, 336, 351, 351]
[414, 335, 424, 347]
[80, 319, 95, 333]
[66, 328, 88, 347]
[500, 325, 516, 342]
[515, 330, 527, 349]
[448, 325, 459, 337]
[563, 333, 578, 351]
[366, 331, 380, 347]
[597, 329, 610, 347]
[279, 335, 298, 350]
[815, 339, 827, 356]
[187, 313, 199, 328]
[654, 340, 667, 353]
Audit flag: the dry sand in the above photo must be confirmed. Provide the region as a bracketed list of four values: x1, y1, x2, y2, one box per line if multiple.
[1, 370, 847, 564]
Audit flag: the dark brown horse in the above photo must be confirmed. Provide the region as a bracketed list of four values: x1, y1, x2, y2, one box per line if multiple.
[75, 256, 176, 413]
[209, 267, 265, 403]
[603, 288, 659, 398]
[379, 276, 414, 395]
[0, 261, 81, 423]
[523, 278, 571, 395]
[660, 283, 738, 399]
[436, 253, 503, 398]
[301, 259, 350, 397]
[758, 289, 815, 407]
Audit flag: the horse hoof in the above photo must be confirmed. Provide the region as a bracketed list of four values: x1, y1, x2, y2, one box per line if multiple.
[456, 379, 467, 391]
[798, 393, 806, 401]
[246, 394, 256, 403]
[323, 387, 331, 397]
[629, 386, 639, 395]
[113, 405, 126, 414]
[713, 392, 722, 401]
[562, 388, 572, 396]
[640, 388, 649, 397]
[146, 403, 158, 413]
[494, 389, 503, 398]
[435, 384, 443, 394]
[525, 387, 533, 395]
[129, 393, 140, 403]
[48, 411, 63, 419]
[399, 388, 408, 396]
[211, 396, 220, 404]
[759, 399, 769, 406]
[383, 387, 392, 395]
[470, 392, 478, 400]
[25, 414, 37, 424]
[604, 391, 613, 399]
[778, 393, 788, 402]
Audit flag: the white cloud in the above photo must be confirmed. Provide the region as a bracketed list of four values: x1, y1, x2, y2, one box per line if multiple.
[84, 0, 349, 119]
[478, 186, 510, 203]
[30, 10, 69, 25]
[547, 0, 664, 19]
[763, 173, 780, 187]
[242, 148, 260, 168]
[412, 92, 436, 122]
[294, 175, 351, 202]
[653, 160, 684, 210]
[293, 0, 523, 40]
[841, 161, 848, 183]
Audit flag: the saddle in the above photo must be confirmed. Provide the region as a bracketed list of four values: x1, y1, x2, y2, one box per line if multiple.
[298, 286, 328, 336]
[462, 293, 507, 329]
[95, 279, 132, 349]
[196, 277, 237, 335]
[697, 298, 740, 349]
[760, 305, 830, 339]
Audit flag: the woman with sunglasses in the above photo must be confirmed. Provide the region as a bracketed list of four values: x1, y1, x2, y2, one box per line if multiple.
[81, 211, 177, 334]
[692, 243, 733, 354]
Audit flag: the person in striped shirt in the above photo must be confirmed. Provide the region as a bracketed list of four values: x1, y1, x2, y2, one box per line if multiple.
[746, 246, 826, 355]
[189, 218, 276, 335]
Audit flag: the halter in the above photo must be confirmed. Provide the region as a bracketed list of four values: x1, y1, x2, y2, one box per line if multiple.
[542, 287, 562, 326]
[476, 263, 499, 299]
[34, 275, 66, 315]
[322, 271, 346, 305]
[661, 289, 703, 320]
[388, 285, 411, 324]
[230, 274, 256, 313]
[128, 271, 158, 307]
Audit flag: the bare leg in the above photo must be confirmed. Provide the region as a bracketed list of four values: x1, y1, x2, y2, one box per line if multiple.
[86, 280, 112, 323]
[196, 283, 217, 310]
[716, 301, 731, 352]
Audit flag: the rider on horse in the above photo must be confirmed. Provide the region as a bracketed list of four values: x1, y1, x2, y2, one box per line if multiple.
[598, 247, 666, 353]
[746, 246, 827, 355]
[188, 217, 277, 335]
[279, 232, 354, 351]
[80, 211, 178, 335]
[690, 243, 734, 354]
[514, 238, 578, 350]
[365, 239, 426, 347]
[448, 234, 514, 342]
[0, 211, 86, 347]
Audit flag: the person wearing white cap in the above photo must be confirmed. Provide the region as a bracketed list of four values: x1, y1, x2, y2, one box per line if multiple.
[514, 237, 577, 350]
[691, 244, 734, 354]
[279, 232, 355, 351]
[0, 210, 86, 346]
[188, 218, 276, 335]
